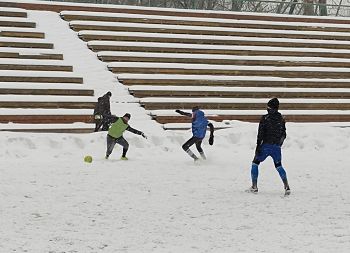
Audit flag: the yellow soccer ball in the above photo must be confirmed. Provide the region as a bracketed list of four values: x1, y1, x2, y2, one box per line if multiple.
[84, 155, 93, 163]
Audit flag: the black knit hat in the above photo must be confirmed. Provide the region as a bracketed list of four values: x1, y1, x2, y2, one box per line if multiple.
[123, 113, 131, 119]
[107, 91, 112, 97]
[267, 98, 279, 109]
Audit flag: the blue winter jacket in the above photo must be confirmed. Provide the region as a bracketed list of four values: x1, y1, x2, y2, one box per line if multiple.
[192, 110, 208, 139]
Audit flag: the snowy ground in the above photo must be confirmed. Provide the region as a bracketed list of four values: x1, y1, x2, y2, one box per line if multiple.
[1, 122, 350, 252]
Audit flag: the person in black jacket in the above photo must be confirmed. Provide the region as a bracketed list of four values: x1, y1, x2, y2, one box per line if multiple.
[94, 91, 112, 132]
[247, 98, 290, 195]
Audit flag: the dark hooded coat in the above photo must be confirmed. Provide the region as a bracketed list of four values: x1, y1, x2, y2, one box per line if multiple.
[94, 93, 111, 116]
[257, 110, 286, 146]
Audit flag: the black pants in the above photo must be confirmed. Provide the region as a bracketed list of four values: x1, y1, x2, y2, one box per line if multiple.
[106, 135, 129, 157]
[182, 136, 203, 153]
[94, 119, 102, 132]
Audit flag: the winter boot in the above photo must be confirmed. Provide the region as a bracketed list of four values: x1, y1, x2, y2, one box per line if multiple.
[199, 152, 206, 160]
[246, 179, 258, 193]
[246, 186, 258, 193]
[120, 156, 128, 161]
[185, 149, 198, 161]
[283, 179, 291, 196]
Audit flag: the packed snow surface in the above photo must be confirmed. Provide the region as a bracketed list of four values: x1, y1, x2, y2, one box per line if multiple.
[1, 121, 350, 252]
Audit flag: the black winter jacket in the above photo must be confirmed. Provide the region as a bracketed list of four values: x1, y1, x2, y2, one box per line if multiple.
[94, 93, 111, 116]
[257, 110, 286, 146]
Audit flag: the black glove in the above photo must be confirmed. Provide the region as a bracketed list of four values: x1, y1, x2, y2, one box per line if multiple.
[141, 132, 147, 139]
[175, 109, 181, 114]
[209, 135, 214, 145]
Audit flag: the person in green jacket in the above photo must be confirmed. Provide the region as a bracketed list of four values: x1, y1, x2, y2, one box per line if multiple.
[105, 113, 147, 160]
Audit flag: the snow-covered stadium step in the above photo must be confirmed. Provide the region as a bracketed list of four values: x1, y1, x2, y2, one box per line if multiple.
[153, 109, 350, 125]
[163, 122, 232, 130]
[109, 62, 350, 79]
[0, 58, 71, 65]
[141, 97, 350, 103]
[118, 74, 350, 88]
[80, 30, 350, 49]
[109, 61, 350, 72]
[149, 109, 350, 116]
[0, 82, 87, 89]
[0, 48, 63, 60]
[0, 7, 27, 18]
[0, 47, 62, 55]
[0, 58, 74, 71]
[127, 85, 350, 99]
[0, 94, 96, 109]
[0, 84, 94, 96]
[118, 73, 350, 82]
[89, 41, 350, 53]
[139, 97, 350, 111]
[0, 70, 83, 83]
[128, 85, 350, 93]
[0, 94, 96, 102]
[0, 27, 37, 32]
[0, 27, 45, 39]
[0, 123, 94, 133]
[0, 108, 93, 115]
[162, 120, 350, 130]
[0, 36, 53, 48]
[98, 51, 350, 63]
[89, 41, 350, 60]
[0, 16, 34, 25]
[61, 10, 350, 32]
[74, 21, 350, 41]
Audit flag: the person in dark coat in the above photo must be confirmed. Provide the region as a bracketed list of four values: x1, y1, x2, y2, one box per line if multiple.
[247, 98, 290, 195]
[94, 91, 112, 132]
[104, 113, 147, 160]
[175, 106, 214, 161]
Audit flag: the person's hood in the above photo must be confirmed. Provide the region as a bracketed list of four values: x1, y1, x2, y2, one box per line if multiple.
[194, 110, 205, 120]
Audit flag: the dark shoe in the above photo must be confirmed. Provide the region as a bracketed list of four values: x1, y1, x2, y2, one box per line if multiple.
[283, 179, 290, 195]
[246, 186, 258, 193]
[199, 152, 206, 160]
[284, 186, 291, 196]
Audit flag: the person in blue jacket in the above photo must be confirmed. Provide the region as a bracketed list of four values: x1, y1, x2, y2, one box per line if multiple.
[175, 106, 214, 161]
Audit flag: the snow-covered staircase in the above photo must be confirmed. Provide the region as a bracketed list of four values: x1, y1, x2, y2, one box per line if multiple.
[59, 6, 350, 126]
[0, 6, 96, 132]
[3, 0, 350, 131]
